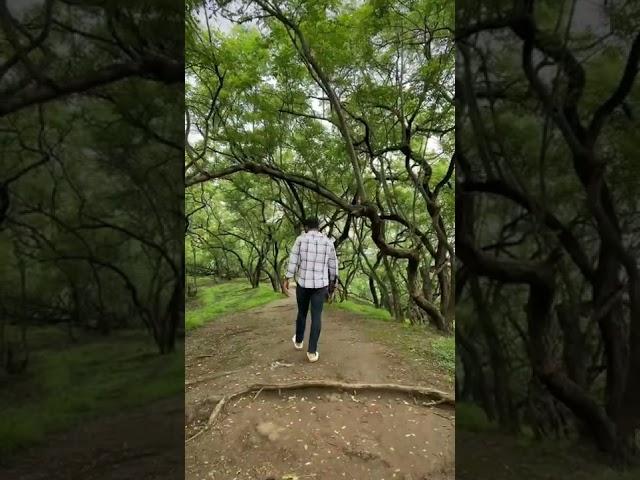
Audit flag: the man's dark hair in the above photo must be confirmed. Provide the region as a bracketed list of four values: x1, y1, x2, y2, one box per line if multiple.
[302, 217, 320, 230]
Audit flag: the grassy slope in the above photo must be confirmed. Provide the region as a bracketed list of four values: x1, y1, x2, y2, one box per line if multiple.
[331, 299, 455, 380]
[185, 278, 284, 330]
[0, 327, 182, 460]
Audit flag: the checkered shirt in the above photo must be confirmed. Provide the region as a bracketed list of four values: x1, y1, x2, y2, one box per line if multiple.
[285, 230, 338, 288]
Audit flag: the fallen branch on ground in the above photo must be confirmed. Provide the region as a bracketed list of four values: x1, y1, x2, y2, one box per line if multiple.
[185, 380, 454, 443]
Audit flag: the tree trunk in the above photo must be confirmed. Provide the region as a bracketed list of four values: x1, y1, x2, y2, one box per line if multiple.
[157, 278, 182, 354]
[594, 251, 628, 425]
[368, 276, 379, 307]
[556, 302, 590, 389]
[457, 326, 496, 419]
[421, 265, 433, 303]
[266, 270, 279, 292]
[383, 256, 403, 321]
[470, 278, 517, 431]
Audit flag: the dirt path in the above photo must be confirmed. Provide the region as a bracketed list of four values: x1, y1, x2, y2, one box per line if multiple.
[185, 291, 455, 480]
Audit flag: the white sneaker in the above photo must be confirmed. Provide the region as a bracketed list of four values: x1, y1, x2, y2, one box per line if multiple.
[292, 335, 303, 350]
[307, 351, 319, 363]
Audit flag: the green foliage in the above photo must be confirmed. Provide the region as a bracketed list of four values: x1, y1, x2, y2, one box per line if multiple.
[0, 0, 183, 463]
[187, 0, 455, 330]
[456, 0, 640, 461]
[2, 1, 183, 349]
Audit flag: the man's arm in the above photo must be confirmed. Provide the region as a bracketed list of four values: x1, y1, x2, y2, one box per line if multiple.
[285, 237, 302, 280]
[328, 240, 338, 284]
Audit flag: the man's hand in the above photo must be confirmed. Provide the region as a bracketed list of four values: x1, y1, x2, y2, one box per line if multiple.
[284, 278, 290, 293]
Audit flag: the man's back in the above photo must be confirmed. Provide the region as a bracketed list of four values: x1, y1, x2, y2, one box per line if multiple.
[284, 219, 337, 362]
[286, 230, 338, 289]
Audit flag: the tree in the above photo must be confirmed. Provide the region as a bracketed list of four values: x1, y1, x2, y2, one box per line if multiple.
[1, 0, 184, 356]
[186, 0, 456, 331]
[456, 0, 640, 462]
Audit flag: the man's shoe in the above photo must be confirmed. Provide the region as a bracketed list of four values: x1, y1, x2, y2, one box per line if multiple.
[307, 351, 319, 363]
[292, 335, 303, 350]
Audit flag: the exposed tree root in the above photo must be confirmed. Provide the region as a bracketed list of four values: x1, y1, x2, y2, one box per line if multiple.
[185, 380, 454, 443]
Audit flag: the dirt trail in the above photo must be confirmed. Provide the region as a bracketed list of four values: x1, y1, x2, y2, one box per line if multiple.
[186, 291, 455, 480]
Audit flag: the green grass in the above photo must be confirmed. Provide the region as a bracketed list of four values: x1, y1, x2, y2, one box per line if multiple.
[0, 328, 183, 461]
[185, 279, 284, 330]
[333, 299, 393, 322]
[331, 299, 455, 379]
[428, 334, 456, 374]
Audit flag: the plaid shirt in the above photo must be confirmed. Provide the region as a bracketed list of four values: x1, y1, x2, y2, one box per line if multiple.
[285, 230, 338, 288]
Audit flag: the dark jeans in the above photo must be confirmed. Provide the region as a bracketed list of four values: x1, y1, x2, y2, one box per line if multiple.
[295, 286, 327, 354]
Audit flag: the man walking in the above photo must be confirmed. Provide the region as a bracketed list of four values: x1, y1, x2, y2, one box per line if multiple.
[284, 217, 338, 363]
